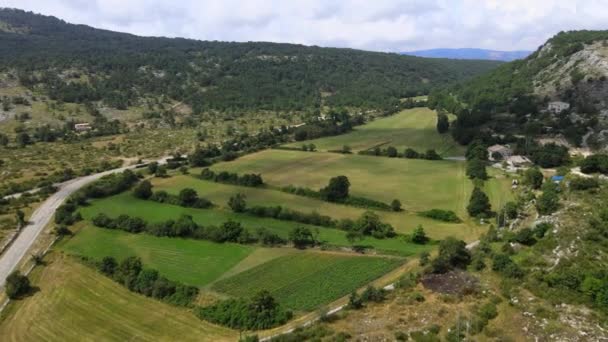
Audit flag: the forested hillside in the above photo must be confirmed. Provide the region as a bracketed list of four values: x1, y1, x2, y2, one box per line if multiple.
[430, 30, 608, 148]
[0, 8, 501, 114]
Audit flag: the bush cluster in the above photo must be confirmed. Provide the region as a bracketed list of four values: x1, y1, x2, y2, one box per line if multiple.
[359, 146, 442, 160]
[79, 170, 139, 199]
[97, 256, 198, 306]
[280, 184, 392, 211]
[92, 213, 255, 244]
[418, 209, 462, 223]
[200, 168, 264, 187]
[580, 154, 608, 175]
[195, 290, 292, 330]
[149, 189, 213, 209]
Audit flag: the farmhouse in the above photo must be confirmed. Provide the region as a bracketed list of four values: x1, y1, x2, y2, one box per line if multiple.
[506, 155, 531, 167]
[487, 144, 512, 161]
[547, 101, 570, 114]
[74, 123, 92, 131]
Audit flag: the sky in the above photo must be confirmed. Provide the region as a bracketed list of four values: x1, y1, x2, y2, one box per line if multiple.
[2, 0, 608, 52]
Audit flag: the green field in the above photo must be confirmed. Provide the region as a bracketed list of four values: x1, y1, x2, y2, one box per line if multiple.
[210, 149, 470, 213]
[60, 226, 253, 287]
[283, 108, 465, 156]
[78, 192, 430, 255]
[0, 254, 236, 342]
[153, 175, 478, 241]
[212, 253, 402, 312]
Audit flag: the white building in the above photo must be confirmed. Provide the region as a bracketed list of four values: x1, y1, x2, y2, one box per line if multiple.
[547, 101, 570, 114]
[488, 144, 512, 161]
[74, 123, 92, 131]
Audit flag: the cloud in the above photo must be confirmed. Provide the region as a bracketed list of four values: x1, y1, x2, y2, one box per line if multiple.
[2, 0, 608, 51]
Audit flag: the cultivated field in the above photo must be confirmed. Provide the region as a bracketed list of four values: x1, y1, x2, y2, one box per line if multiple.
[153, 174, 481, 241]
[212, 253, 403, 312]
[60, 226, 253, 287]
[0, 253, 236, 342]
[211, 150, 470, 213]
[78, 192, 431, 255]
[283, 108, 465, 156]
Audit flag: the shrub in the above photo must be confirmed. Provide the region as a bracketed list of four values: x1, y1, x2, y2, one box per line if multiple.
[228, 193, 247, 213]
[418, 209, 461, 223]
[391, 199, 402, 212]
[196, 290, 292, 330]
[431, 237, 471, 273]
[320, 175, 350, 202]
[569, 177, 599, 191]
[411, 225, 428, 244]
[288, 226, 316, 248]
[523, 167, 544, 189]
[132, 180, 153, 199]
[510, 228, 537, 246]
[5, 271, 30, 299]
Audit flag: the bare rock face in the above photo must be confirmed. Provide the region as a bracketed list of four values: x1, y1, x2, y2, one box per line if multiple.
[534, 40, 608, 111]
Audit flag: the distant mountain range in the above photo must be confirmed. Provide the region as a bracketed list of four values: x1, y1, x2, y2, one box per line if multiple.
[402, 48, 532, 61]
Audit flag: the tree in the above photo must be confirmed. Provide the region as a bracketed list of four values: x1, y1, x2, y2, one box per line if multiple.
[467, 187, 491, 217]
[386, 146, 398, 158]
[132, 180, 153, 199]
[424, 149, 441, 160]
[530, 143, 570, 168]
[15, 132, 31, 147]
[0, 133, 8, 146]
[147, 162, 158, 174]
[404, 148, 419, 159]
[411, 225, 428, 244]
[15, 209, 26, 228]
[466, 158, 488, 180]
[228, 193, 247, 213]
[465, 140, 488, 161]
[321, 175, 350, 202]
[155, 166, 167, 177]
[523, 167, 544, 189]
[98, 256, 118, 276]
[178, 188, 198, 206]
[536, 181, 560, 215]
[347, 291, 363, 309]
[436, 113, 449, 134]
[431, 237, 471, 273]
[354, 211, 395, 238]
[341, 145, 352, 154]
[288, 226, 315, 248]
[308, 143, 316, 152]
[391, 199, 402, 212]
[5, 270, 30, 299]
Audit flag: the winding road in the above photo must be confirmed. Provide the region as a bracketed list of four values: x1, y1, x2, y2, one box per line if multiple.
[0, 157, 169, 288]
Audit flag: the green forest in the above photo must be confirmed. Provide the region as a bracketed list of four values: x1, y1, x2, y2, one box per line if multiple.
[0, 9, 500, 113]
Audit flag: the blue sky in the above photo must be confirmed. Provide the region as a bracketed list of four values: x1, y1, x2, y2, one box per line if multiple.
[3, 0, 608, 52]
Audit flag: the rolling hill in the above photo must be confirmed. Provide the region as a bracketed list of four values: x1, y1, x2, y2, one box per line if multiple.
[430, 30, 608, 148]
[0, 8, 501, 116]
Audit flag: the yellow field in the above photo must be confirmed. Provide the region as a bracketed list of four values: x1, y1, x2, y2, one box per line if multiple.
[0, 253, 236, 342]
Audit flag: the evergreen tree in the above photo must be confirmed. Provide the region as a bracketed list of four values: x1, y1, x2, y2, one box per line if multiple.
[467, 187, 491, 217]
[436, 113, 449, 133]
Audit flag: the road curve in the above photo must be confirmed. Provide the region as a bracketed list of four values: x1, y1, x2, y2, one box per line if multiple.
[0, 158, 168, 288]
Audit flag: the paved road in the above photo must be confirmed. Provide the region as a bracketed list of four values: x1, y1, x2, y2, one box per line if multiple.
[0, 157, 168, 288]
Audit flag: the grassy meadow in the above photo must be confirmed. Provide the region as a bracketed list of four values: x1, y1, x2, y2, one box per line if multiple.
[153, 174, 485, 241]
[212, 253, 403, 312]
[283, 108, 465, 156]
